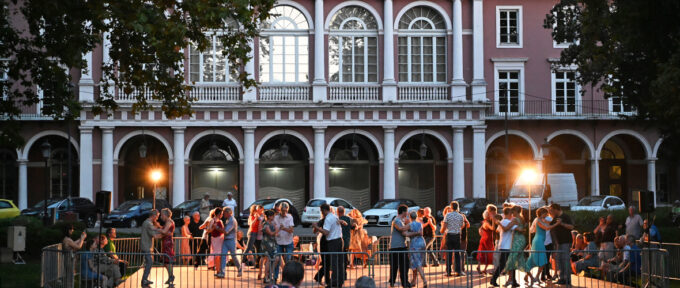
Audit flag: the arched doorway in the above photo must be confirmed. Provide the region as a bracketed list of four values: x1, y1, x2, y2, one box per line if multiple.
[655, 139, 680, 204]
[328, 133, 380, 212]
[26, 135, 79, 205]
[599, 135, 648, 204]
[0, 149, 18, 204]
[189, 134, 240, 203]
[486, 134, 536, 203]
[545, 134, 593, 199]
[117, 134, 169, 205]
[397, 133, 448, 212]
[258, 134, 309, 211]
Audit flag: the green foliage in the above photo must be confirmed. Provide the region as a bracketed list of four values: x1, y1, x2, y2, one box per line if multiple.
[0, 216, 87, 260]
[0, 0, 276, 148]
[545, 0, 680, 142]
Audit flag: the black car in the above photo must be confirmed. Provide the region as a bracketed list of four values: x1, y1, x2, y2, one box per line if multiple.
[436, 198, 490, 224]
[22, 197, 98, 227]
[103, 199, 172, 228]
[171, 199, 222, 226]
[239, 198, 301, 227]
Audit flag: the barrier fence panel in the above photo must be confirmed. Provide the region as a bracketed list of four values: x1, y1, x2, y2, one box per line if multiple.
[371, 250, 469, 288]
[638, 241, 679, 281]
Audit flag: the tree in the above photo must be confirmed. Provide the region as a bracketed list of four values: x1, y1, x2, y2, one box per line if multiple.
[0, 0, 276, 148]
[545, 0, 680, 141]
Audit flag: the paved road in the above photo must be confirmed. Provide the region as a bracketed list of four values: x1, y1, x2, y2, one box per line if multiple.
[88, 225, 393, 237]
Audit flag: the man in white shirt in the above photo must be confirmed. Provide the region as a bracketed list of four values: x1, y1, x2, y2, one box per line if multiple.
[625, 205, 643, 239]
[273, 202, 295, 282]
[222, 192, 237, 215]
[313, 203, 344, 288]
[490, 207, 515, 287]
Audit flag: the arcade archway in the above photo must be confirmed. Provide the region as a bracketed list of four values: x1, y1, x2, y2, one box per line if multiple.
[397, 133, 448, 212]
[117, 134, 169, 205]
[327, 133, 380, 212]
[258, 134, 310, 211]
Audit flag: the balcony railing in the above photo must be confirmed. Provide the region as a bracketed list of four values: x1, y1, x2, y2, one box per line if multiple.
[114, 85, 152, 102]
[259, 83, 310, 102]
[328, 83, 380, 102]
[398, 83, 449, 102]
[189, 83, 240, 102]
[486, 100, 637, 119]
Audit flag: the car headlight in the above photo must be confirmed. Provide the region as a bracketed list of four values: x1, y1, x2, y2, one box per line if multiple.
[381, 214, 391, 218]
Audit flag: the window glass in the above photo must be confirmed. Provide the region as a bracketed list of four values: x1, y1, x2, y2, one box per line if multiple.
[397, 6, 447, 83]
[328, 6, 379, 83]
[259, 6, 309, 83]
[0, 201, 11, 209]
[499, 9, 520, 45]
[498, 71, 520, 113]
[554, 71, 577, 113]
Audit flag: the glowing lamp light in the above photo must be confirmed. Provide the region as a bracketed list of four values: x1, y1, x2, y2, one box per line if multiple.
[150, 170, 163, 183]
[519, 168, 538, 184]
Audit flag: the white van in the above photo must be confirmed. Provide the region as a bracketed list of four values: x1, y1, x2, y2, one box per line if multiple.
[506, 173, 579, 210]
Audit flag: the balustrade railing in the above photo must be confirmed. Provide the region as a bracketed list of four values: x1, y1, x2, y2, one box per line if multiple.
[328, 83, 381, 102]
[189, 84, 240, 102]
[398, 83, 449, 102]
[486, 100, 637, 119]
[259, 83, 310, 102]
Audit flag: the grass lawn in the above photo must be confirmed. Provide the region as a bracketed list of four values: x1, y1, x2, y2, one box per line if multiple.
[0, 261, 41, 288]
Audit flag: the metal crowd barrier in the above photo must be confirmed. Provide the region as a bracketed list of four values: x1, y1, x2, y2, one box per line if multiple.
[638, 240, 679, 281]
[42, 240, 671, 288]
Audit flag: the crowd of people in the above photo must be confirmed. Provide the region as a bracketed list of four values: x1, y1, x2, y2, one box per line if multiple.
[62, 192, 663, 288]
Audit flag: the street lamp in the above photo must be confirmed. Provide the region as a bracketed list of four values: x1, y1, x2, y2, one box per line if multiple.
[40, 140, 51, 225]
[541, 138, 552, 204]
[519, 168, 538, 225]
[150, 169, 162, 210]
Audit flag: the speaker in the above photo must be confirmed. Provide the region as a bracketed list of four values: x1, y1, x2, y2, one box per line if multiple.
[96, 191, 112, 214]
[637, 190, 655, 213]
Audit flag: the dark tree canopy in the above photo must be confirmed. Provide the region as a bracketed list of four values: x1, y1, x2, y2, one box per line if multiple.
[545, 0, 680, 141]
[0, 0, 276, 148]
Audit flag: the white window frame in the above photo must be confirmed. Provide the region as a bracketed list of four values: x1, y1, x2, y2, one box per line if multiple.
[328, 12, 380, 83]
[493, 61, 525, 115]
[496, 6, 523, 48]
[551, 69, 581, 115]
[397, 18, 448, 83]
[187, 33, 236, 84]
[259, 7, 310, 84]
[608, 96, 636, 116]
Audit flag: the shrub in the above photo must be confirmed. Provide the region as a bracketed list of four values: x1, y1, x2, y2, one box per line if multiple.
[0, 216, 88, 260]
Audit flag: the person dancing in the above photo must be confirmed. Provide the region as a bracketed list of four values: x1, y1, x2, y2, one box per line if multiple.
[159, 208, 176, 285]
[476, 210, 495, 275]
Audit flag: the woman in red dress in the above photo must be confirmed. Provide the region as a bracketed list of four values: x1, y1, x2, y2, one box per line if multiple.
[476, 210, 495, 275]
[160, 208, 176, 285]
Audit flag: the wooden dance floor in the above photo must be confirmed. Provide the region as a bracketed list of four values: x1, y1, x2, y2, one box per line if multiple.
[118, 264, 632, 288]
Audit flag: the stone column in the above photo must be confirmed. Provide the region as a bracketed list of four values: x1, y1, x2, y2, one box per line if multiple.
[18, 159, 27, 210]
[243, 40, 257, 102]
[313, 127, 327, 199]
[312, 0, 327, 102]
[172, 127, 186, 207]
[101, 127, 114, 193]
[472, 126, 486, 198]
[79, 127, 94, 201]
[471, 0, 487, 102]
[591, 158, 599, 196]
[243, 127, 256, 208]
[383, 126, 396, 199]
[453, 126, 465, 199]
[382, 0, 397, 102]
[451, 0, 466, 101]
[647, 158, 656, 207]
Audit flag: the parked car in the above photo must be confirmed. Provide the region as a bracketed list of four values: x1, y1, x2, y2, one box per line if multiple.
[301, 197, 356, 227]
[21, 197, 98, 227]
[571, 195, 626, 212]
[0, 199, 20, 219]
[436, 198, 490, 223]
[507, 173, 579, 210]
[363, 199, 420, 227]
[103, 199, 172, 228]
[171, 199, 222, 226]
[239, 198, 301, 227]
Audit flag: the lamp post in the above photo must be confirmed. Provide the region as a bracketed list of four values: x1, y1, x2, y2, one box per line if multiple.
[541, 138, 552, 206]
[150, 170, 162, 210]
[40, 140, 51, 225]
[520, 169, 537, 225]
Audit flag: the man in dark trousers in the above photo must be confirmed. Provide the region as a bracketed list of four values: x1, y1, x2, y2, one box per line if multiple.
[188, 211, 206, 268]
[313, 203, 345, 288]
[549, 203, 574, 285]
[313, 217, 328, 285]
[389, 205, 411, 288]
[490, 207, 516, 287]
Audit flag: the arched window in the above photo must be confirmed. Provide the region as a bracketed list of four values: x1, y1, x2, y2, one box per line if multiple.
[188, 20, 239, 83]
[259, 6, 310, 83]
[328, 6, 379, 83]
[397, 7, 447, 83]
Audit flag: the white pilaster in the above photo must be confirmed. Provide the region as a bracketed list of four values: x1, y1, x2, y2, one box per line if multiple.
[453, 126, 465, 199]
[471, 0, 487, 102]
[79, 127, 94, 201]
[451, 0, 466, 102]
[243, 40, 257, 102]
[313, 127, 326, 199]
[591, 158, 600, 196]
[18, 159, 27, 210]
[382, 0, 397, 102]
[647, 158, 656, 207]
[79, 48, 94, 102]
[101, 127, 114, 193]
[472, 126, 486, 198]
[312, 0, 327, 102]
[243, 127, 256, 209]
[383, 126, 396, 199]
[172, 127, 186, 207]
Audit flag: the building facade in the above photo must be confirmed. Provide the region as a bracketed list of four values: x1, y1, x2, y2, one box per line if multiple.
[4, 0, 677, 212]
